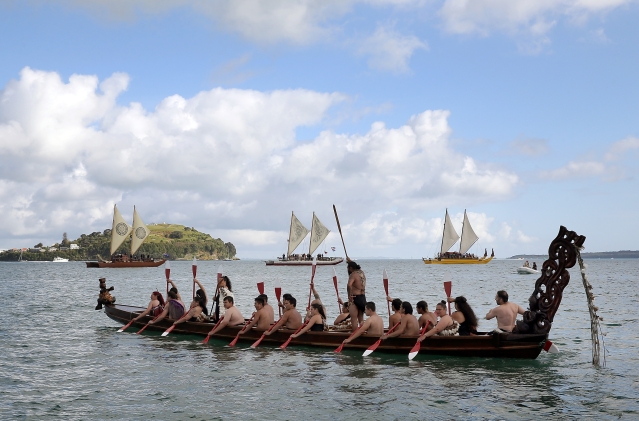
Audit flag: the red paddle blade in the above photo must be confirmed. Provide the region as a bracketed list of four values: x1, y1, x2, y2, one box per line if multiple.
[362, 339, 382, 356]
[334, 343, 345, 353]
[333, 276, 338, 291]
[408, 342, 421, 360]
[117, 320, 134, 332]
[250, 335, 266, 348]
[229, 334, 240, 347]
[202, 335, 211, 344]
[444, 280, 452, 296]
[257, 282, 265, 295]
[275, 287, 282, 301]
[280, 337, 293, 349]
[383, 278, 389, 295]
[543, 340, 559, 353]
[165, 260, 171, 279]
[161, 325, 175, 337]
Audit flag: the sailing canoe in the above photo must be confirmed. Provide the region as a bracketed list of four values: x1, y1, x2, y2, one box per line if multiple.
[265, 257, 343, 266]
[423, 256, 493, 265]
[86, 259, 166, 268]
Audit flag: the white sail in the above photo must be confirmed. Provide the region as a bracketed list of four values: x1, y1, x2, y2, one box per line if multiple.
[110, 204, 131, 255]
[459, 210, 479, 254]
[308, 213, 330, 256]
[440, 209, 460, 254]
[287, 212, 309, 256]
[130, 206, 150, 255]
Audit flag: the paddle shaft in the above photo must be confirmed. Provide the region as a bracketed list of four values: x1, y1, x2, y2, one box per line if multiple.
[251, 316, 284, 348]
[306, 264, 317, 310]
[202, 315, 225, 344]
[333, 205, 349, 260]
[162, 310, 192, 336]
[229, 313, 256, 346]
[332, 275, 341, 313]
[383, 277, 391, 318]
[444, 281, 452, 315]
[364, 321, 401, 356]
[280, 321, 309, 349]
[334, 325, 363, 353]
[408, 321, 432, 360]
[137, 313, 162, 334]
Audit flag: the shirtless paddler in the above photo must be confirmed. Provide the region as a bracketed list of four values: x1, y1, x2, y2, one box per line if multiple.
[339, 260, 366, 332]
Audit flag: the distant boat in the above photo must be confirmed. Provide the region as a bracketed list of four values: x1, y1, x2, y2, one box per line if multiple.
[423, 209, 493, 265]
[265, 211, 343, 266]
[517, 266, 539, 275]
[85, 205, 166, 268]
[53, 257, 69, 262]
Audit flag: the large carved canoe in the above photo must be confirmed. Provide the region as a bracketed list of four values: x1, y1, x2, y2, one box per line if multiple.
[104, 304, 547, 359]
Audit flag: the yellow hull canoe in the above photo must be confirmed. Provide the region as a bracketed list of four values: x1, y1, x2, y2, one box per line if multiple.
[422, 256, 494, 265]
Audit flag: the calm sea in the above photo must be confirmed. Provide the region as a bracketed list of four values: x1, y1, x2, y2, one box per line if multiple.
[1, 258, 637, 420]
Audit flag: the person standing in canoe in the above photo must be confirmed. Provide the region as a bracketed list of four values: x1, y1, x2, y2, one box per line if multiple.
[338, 260, 366, 332]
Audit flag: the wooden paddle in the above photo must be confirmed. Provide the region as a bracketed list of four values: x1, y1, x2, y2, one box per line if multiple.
[228, 312, 256, 347]
[444, 280, 452, 315]
[160, 311, 191, 337]
[362, 321, 401, 356]
[274, 279, 282, 318]
[257, 280, 265, 295]
[334, 325, 363, 353]
[408, 321, 432, 360]
[250, 317, 283, 348]
[165, 260, 171, 295]
[333, 204, 349, 260]
[306, 257, 317, 310]
[117, 314, 141, 333]
[202, 316, 224, 344]
[383, 268, 391, 318]
[332, 266, 341, 313]
[192, 257, 197, 299]
[279, 321, 309, 350]
[136, 314, 162, 334]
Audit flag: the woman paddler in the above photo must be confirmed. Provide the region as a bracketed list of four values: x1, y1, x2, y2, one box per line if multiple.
[447, 296, 478, 336]
[416, 300, 459, 342]
[289, 303, 327, 339]
[212, 276, 234, 322]
[148, 288, 185, 325]
[131, 291, 165, 322]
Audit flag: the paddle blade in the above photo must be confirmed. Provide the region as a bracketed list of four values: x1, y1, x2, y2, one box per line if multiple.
[334, 343, 345, 353]
[161, 325, 176, 337]
[444, 280, 452, 297]
[383, 269, 389, 295]
[363, 339, 382, 356]
[257, 282, 265, 295]
[279, 337, 293, 350]
[543, 340, 559, 353]
[202, 335, 211, 344]
[408, 342, 421, 360]
[165, 260, 171, 279]
[217, 266, 222, 282]
[250, 335, 266, 348]
[192, 257, 197, 278]
[275, 287, 282, 301]
[118, 319, 135, 332]
[229, 334, 240, 347]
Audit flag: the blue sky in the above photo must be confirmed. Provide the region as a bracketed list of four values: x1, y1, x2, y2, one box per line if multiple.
[0, 0, 638, 258]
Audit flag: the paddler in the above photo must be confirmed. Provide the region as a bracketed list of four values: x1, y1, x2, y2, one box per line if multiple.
[265, 295, 303, 334]
[206, 296, 245, 336]
[235, 296, 272, 336]
[380, 302, 420, 339]
[485, 290, 526, 333]
[258, 294, 275, 325]
[148, 289, 185, 325]
[340, 302, 384, 345]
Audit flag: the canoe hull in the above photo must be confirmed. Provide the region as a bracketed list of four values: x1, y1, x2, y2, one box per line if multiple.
[104, 304, 545, 359]
[423, 256, 494, 265]
[86, 259, 166, 268]
[265, 258, 343, 266]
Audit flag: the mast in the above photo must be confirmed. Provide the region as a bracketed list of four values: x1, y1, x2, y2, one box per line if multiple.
[439, 209, 448, 256]
[309, 212, 315, 255]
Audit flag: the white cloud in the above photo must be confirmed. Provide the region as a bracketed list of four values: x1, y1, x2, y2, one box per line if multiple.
[507, 137, 549, 157]
[605, 136, 639, 161]
[539, 160, 606, 179]
[0, 67, 519, 255]
[357, 26, 428, 73]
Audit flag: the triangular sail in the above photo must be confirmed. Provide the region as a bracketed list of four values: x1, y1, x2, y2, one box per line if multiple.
[110, 204, 131, 255]
[130, 206, 150, 255]
[440, 209, 460, 254]
[459, 210, 479, 254]
[287, 212, 309, 256]
[308, 213, 330, 256]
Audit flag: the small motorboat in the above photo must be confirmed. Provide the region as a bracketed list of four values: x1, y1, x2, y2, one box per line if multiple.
[53, 257, 69, 262]
[517, 266, 539, 275]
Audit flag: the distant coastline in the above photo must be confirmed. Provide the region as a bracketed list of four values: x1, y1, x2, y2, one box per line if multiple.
[509, 250, 639, 259]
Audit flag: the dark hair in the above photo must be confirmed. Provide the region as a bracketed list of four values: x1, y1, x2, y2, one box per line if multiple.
[286, 296, 297, 307]
[258, 294, 268, 303]
[255, 297, 265, 306]
[223, 296, 234, 304]
[497, 290, 508, 302]
[152, 291, 165, 307]
[454, 296, 477, 330]
[365, 301, 376, 312]
[196, 289, 206, 302]
[392, 298, 402, 311]
[168, 290, 178, 299]
[311, 302, 326, 320]
[416, 300, 427, 312]
[283, 293, 292, 301]
[169, 287, 178, 294]
[436, 300, 447, 310]
[222, 276, 232, 292]
[401, 301, 413, 315]
[347, 261, 361, 271]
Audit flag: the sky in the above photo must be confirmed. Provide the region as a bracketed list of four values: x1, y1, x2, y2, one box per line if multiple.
[0, 0, 638, 258]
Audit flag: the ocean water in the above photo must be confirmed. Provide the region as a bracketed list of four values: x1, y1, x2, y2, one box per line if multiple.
[0, 258, 637, 420]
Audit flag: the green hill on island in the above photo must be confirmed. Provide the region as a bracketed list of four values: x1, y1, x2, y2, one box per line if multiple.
[0, 224, 236, 262]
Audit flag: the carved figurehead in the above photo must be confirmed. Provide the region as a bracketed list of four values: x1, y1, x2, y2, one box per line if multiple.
[96, 277, 116, 310]
[514, 226, 586, 335]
